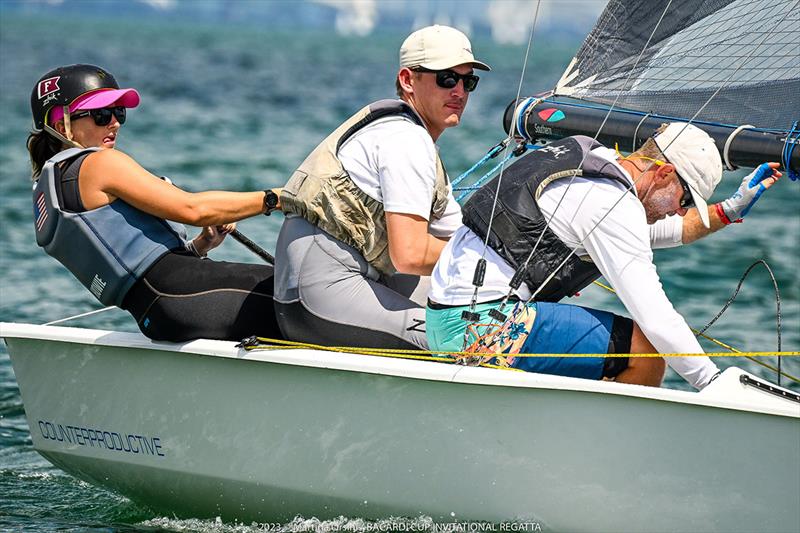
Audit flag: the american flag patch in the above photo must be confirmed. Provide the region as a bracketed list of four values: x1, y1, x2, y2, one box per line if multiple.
[34, 192, 48, 232]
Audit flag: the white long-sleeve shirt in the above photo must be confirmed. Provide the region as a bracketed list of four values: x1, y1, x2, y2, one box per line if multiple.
[430, 146, 719, 389]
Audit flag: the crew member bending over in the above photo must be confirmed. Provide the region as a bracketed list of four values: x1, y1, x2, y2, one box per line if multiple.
[427, 123, 781, 389]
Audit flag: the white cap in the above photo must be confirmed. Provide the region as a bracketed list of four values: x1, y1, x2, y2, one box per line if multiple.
[654, 123, 723, 228]
[400, 25, 491, 72]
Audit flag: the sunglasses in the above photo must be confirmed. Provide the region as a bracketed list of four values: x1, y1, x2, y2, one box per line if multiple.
[70, 106, 127, 126]
[413, 67, 480, 92]
[677, 175, 695, 209]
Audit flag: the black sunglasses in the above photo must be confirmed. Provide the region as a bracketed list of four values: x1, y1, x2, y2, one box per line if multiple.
[413, 67, 480, 92]
[70, 106, 127, 126]
[677, 175, 695, 209]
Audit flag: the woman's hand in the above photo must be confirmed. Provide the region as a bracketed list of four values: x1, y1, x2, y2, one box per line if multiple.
[191, 223, 236, 256]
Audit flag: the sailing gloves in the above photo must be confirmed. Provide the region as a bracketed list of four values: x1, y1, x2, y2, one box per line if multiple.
[716, 162, 781, 224]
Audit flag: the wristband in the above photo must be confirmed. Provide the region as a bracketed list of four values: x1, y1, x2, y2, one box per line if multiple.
[715, 203, 737, 225]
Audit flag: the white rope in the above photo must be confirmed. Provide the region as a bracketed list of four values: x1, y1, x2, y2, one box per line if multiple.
[44, 306, 115, 326]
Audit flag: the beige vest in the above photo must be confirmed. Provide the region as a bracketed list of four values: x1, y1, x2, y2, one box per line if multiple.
[281, 99, 450, 275]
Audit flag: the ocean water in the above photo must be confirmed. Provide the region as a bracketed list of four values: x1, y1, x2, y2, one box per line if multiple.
[1, 11, 799, 533]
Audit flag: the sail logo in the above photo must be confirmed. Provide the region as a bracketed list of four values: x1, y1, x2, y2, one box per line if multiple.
[538, 108, 565, 123]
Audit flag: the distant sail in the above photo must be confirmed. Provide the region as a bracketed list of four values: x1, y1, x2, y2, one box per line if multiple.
[555, 0, 800, 131]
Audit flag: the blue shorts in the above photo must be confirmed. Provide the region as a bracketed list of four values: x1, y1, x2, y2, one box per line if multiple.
[513, 302, 615, 380]
[427, 300, 629, 381]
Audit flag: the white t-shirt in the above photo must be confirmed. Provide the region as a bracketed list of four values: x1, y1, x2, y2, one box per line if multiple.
[338, 114, 462, 238]
[430, 145, 718, 389]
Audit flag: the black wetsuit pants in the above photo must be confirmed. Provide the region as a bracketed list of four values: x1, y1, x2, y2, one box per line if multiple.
[122, 251, 283, 342]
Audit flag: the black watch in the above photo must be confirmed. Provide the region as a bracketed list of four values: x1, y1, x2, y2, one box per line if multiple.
[263, 190, 279, 216]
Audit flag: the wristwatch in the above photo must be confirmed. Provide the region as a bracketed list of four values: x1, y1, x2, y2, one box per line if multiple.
[263, 189, 279, 216]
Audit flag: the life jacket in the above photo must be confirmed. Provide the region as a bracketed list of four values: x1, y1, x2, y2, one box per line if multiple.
[461, 136, 632, 302]
[33, 147, 187, 306]
[280, 99, 450, 275]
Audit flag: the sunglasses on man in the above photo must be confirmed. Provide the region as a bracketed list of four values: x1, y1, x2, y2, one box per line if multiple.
[413, 67, 480, 92]
[676, 175, 695, 209]
[70, 106, 127, 126]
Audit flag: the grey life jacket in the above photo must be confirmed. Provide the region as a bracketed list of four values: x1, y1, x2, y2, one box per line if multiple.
[33, 147, 187, 306]
[280, 99, 450, 276]
[461, 136, 632, 302]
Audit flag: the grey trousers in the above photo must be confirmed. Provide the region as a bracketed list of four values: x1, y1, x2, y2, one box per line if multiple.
[273, 216, 430, 349]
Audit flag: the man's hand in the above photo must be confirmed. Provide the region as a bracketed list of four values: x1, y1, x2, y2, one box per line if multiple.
[718, 162, 782, 223]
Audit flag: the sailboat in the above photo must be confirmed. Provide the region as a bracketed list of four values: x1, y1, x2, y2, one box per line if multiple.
[2, 0, 799, 529]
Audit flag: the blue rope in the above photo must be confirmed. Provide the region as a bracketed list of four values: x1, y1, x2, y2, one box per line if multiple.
[451, 140, 508, 188]
[782, 120, 799, 181]
[454, 144, 541, 203]
[455, 153, 515, 202]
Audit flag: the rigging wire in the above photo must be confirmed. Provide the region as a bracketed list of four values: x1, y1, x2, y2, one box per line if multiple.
[695, 260, 783, 386]
[513, 2, 800, 307]
[465, 0, 677, 341]
[460, 0, 544, 349]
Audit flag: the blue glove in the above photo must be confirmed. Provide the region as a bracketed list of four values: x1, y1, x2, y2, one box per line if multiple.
[718, 163, 780, 223]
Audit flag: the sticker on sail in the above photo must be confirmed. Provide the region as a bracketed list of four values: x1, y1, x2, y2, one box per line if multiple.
[538, 108, 565, 123]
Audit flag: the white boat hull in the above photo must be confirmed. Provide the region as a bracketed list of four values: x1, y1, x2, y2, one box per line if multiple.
[2, 322, 799, 531]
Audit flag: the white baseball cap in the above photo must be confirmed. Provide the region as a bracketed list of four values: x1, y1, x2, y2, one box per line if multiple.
[400, 25, 491, 71]
[654, 123, 723, 228]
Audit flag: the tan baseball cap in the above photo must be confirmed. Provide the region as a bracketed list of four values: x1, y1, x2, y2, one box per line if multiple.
[654, 123, 723, 228]
[400, 25, 491, 71]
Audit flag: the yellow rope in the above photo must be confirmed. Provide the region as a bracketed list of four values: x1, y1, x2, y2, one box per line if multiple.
[242, 280, 798, 383]
[246, 338, 800, 382]
[248, 339, 798, 359]
[590, 280, 799, 380]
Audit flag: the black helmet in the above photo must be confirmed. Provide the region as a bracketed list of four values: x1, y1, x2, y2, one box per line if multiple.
[31, 64, 120, 131]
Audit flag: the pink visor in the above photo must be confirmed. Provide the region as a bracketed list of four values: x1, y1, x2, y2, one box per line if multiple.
[48, 88, 140, 125]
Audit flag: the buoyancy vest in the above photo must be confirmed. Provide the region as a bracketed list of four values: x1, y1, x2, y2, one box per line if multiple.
[461, 136, 632, 302]
[280, 99, 450, 276]
[33, 147, 188, 306]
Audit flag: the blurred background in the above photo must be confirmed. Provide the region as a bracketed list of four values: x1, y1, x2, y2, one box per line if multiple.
[0, 1, 797, 531]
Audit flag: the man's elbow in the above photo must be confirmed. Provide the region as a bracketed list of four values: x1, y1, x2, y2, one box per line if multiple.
[390, 250, 431, 276]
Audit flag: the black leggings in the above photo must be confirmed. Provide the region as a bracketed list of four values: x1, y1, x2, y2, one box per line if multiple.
[122, 251, 283, 342]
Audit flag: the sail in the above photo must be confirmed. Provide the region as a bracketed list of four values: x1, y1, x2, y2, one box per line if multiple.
[555, 0, 800, 131]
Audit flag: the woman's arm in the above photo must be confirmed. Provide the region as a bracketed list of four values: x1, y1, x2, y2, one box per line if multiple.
[79, 149, 267, 226]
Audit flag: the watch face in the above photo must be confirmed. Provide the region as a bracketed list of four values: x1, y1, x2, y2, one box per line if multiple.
[264, 191, 279, 213]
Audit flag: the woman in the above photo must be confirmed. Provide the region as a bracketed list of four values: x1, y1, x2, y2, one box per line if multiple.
[28, 63, 283, 342]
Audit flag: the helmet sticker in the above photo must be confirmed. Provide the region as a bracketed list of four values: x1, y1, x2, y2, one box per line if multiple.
[37, 76, 60, 100]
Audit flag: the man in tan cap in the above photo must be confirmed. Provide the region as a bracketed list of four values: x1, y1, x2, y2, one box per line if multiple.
[427, 124, 782, 390]
[274, 25, 490, 349]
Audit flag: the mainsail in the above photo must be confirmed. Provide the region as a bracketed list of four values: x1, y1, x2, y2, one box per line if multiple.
[505, 0, 800, 171]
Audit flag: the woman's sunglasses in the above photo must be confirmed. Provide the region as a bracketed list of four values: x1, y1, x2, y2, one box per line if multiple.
[70, 106, 127, 126]
[413, 67, 480, 92]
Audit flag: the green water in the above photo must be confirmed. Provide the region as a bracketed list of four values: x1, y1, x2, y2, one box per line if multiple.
[1, 10, 798, 533]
